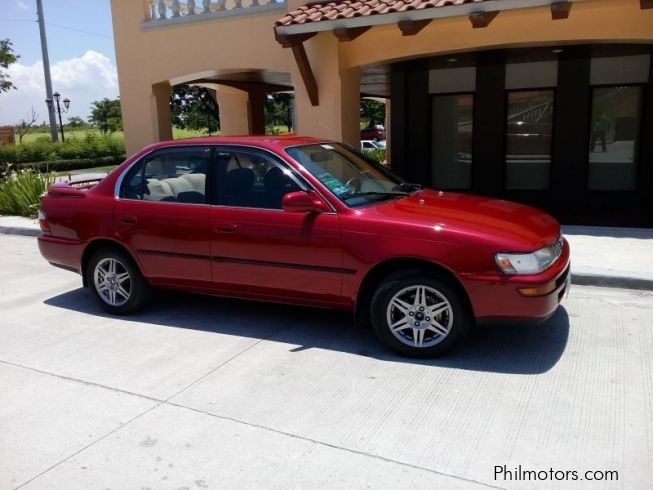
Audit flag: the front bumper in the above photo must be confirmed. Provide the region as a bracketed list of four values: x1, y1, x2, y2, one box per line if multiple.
[461, 238, 571, 321]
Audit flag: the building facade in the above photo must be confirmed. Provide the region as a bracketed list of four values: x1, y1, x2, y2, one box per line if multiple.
[110, 0, 653, 225]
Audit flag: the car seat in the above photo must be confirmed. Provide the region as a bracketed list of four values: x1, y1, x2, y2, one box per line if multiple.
[224, 167, 255, 206]
[264, 167, 293, 209]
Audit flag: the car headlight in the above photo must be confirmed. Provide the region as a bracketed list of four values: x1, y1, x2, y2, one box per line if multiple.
[495, 238, 563, 275]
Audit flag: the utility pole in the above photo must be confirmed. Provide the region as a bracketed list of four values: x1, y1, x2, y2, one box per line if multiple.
[36, 0, 59, 142]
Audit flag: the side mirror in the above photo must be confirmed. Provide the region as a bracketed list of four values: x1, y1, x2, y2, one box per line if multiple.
[282, 191, 331, 214]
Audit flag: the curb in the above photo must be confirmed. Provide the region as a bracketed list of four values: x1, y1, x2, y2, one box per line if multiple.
[1, 226, 652, 291]
[0, 226, 40, 238]
[570, 273, 653, 292]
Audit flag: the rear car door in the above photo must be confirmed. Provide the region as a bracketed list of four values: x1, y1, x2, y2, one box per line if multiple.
[208, 146, 343, 305]
[115, 146, 212, 288]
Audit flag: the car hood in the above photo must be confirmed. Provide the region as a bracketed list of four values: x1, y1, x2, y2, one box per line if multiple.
[360, 189, 560, 251]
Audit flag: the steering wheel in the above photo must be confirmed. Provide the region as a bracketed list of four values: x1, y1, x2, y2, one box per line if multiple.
[345, 177, 362, 192]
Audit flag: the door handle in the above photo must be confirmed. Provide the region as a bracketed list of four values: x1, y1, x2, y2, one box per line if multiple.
[216, 224, 237, 233]
[120, 216, 137, 225]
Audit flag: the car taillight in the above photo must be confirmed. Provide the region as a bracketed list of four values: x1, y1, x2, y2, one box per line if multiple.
[38, 210, 51, 235]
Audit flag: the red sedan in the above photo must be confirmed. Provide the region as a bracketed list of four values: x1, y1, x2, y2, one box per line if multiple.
[38, 136, 570, 357]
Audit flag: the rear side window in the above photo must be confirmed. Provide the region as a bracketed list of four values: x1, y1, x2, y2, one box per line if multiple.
[121, 147, 210, 204]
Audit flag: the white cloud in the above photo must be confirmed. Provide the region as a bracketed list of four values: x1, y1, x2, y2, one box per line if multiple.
[0, 51, 119, 126]
[16, 0, 31, 11]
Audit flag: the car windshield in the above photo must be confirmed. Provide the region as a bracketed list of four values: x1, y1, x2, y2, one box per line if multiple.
[285, 143, 408, 207]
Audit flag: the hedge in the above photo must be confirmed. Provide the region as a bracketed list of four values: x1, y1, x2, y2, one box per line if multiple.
[0, 133, 125, 164]
[15, 155, 126, 173]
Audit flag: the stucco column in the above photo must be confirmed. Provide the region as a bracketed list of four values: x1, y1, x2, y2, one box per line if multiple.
[292, 33, 361, 147]
[151, 82, 173, 142]
[119, 80, 173, 156]
[215, 85, 251, 136]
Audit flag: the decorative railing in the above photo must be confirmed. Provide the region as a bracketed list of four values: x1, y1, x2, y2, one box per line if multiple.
[143, 0, 287, 26]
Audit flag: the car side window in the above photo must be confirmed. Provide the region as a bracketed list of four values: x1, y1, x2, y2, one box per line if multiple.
[121, 147, 210, 204]
[216, 150, 301, 210]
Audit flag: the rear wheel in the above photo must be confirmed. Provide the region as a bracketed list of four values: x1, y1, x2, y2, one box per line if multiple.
[87, 249, 150, 315]
[370, 273, 470, 357]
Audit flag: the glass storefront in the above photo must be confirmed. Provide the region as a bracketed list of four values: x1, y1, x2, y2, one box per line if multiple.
[588, 86, 643, 191]
[505, 90, 554, 190]
[430, 94, 474, 190]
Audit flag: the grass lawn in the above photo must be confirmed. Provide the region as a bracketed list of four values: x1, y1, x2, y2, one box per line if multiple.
[19, 127, 214, 145]
[19, 125, 296, 145]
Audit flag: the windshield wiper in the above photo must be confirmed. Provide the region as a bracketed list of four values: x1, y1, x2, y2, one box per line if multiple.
[392, 182, 423, 193]
[341, 191, 409, 202]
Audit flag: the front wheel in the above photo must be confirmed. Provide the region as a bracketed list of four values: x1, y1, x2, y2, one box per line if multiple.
[370, 274, 470, 357]
[87, 249, 150, 315]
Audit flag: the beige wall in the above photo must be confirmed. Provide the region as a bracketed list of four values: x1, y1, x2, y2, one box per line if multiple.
[340, 0, 653, 69]
[110, 0, 295, 154]
[293, 33, 361, 148]
[111, 0, 652, 156]
[110, 0, 364, 155]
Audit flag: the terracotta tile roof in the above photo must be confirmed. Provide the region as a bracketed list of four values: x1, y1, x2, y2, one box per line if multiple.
[275, 0, 492, 27]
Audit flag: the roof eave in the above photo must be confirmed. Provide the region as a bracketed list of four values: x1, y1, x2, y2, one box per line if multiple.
[274, 0, 586, 36]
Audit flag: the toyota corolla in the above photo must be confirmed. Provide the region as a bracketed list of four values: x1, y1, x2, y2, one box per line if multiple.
[38, 136, 570, 357]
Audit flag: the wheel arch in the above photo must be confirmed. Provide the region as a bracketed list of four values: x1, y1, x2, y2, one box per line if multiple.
[355, 257, 474, 324]
[81, 238, 143, 287]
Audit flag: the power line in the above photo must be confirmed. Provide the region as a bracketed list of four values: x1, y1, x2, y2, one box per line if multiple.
[0, 19, 113, 39]
[47, 22, 113, 39]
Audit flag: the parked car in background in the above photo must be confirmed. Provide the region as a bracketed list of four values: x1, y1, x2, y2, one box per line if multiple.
[361, 140, 382, 151]
[361, 125, 385, 141]
[38, 136, 570, 357]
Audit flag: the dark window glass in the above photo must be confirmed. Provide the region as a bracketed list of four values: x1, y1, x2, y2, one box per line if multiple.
[431, 94, 473, 190]
[505, 90, 554, 190]
[217, 151, 301, 209]
[588, 86, 643, 191]
[121, 147, 210, 203]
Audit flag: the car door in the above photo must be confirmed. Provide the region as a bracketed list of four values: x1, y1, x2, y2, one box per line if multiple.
[114, 146, 212, 288]
[208, 146, 343, 305]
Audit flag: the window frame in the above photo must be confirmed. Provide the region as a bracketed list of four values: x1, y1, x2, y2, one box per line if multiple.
[502, 86, 557, 192]
[585, 82, 646, 192]
[208, 144, 322, 212]
[115, 144, 213, 206]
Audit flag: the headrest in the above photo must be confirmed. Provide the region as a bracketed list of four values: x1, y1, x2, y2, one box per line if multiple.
[225, 167, 255, 194]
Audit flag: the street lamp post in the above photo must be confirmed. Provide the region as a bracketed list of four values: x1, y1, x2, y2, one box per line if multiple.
[45, 92, 70, 143]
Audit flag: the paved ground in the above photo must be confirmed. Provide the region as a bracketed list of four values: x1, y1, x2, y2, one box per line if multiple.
[562, 225, 653, 289]
[1, 234, 652, 489]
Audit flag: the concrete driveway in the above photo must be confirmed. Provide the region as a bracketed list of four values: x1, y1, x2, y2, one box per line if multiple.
[1, 234, 652, 489]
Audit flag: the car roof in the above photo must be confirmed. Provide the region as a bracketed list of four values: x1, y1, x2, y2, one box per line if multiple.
[147, 134, 330, 152]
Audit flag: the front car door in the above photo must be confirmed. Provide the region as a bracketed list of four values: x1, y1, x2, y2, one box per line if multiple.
[114, 145, 213, 288]
[208, 146, 343, 306]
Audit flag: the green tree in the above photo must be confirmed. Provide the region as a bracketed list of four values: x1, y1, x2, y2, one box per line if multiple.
[67, 116, 86, 128]
[89, 98, 122, 134]
[0, 39, 19, 94]
[170, 85, 219, 133]
[265, 93, 293, 132]
[360, 98, 385, 128]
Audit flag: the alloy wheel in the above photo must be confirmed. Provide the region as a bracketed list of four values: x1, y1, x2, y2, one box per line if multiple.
[93, 257, 131, 307]
[385, 285, 453, 348]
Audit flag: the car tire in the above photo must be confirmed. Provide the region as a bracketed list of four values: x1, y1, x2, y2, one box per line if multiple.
[87, 248, 150, 315]
[370, 273, 470, 358]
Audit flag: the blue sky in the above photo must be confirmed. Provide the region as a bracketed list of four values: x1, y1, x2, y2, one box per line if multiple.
[0, 0, 118, 125]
